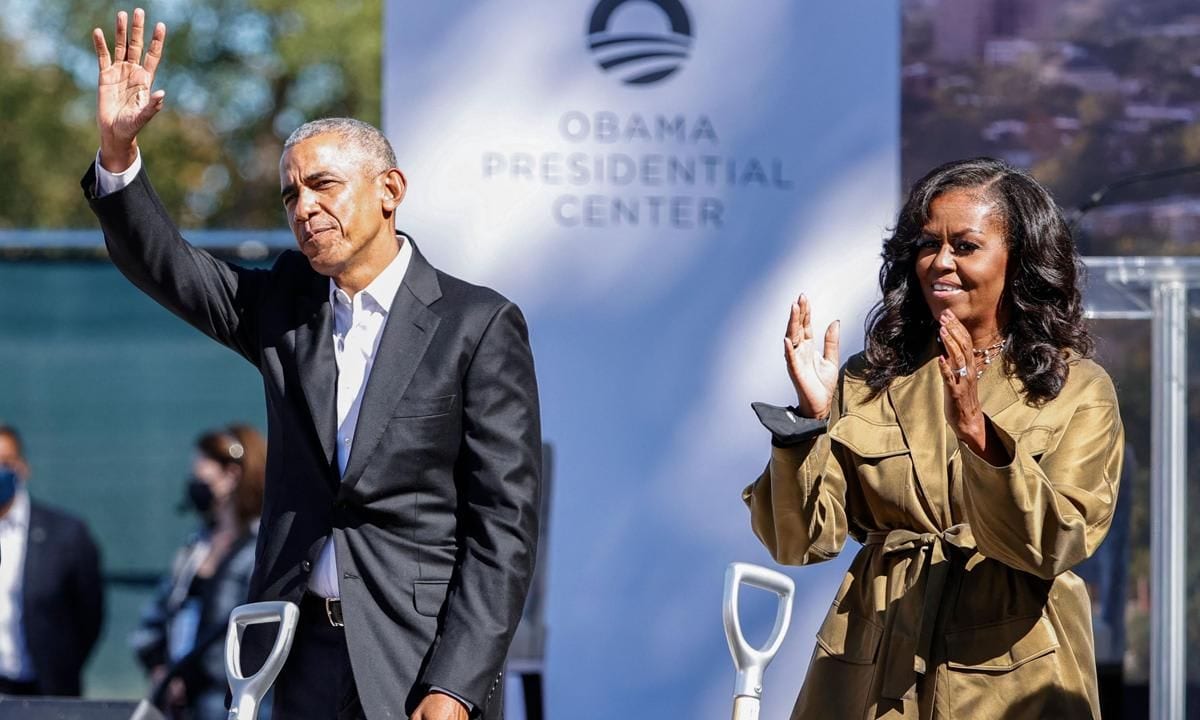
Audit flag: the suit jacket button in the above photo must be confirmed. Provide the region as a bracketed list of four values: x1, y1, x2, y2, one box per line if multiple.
[301, 560, 313, 572]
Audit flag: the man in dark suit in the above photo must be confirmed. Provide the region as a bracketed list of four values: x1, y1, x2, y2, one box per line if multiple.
[85, 10, 541, 719]
[0, 425, 104, 697]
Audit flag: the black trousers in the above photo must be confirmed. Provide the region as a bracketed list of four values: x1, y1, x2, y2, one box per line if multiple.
[271, 596, 363, 720]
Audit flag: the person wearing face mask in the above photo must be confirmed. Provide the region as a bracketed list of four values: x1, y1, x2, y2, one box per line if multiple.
[130, 425, 266, 719]
[743, 158, 1123, 719]
[0, 423, 103, 697]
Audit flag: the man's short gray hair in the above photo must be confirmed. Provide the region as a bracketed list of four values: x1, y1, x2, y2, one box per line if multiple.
[283, 118, 398, 175]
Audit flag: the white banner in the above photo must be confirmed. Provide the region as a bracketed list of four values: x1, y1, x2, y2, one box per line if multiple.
[384, 2, 898, 716]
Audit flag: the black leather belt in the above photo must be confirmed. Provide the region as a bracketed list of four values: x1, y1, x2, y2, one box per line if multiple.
[302, 592, 344, 627]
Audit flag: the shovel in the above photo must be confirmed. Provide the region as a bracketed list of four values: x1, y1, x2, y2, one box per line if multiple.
[723, 563, 795, 720]
[224, 601, 300, 720]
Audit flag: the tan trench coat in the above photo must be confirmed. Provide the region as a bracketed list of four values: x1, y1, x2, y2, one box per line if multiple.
[744, 350, 1123, 719]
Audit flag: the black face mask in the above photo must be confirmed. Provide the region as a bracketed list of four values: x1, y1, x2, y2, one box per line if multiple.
[0, 466, 18, 507]
[183, 476, 215, 517]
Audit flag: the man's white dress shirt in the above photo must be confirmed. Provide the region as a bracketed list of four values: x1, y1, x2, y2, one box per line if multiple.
[0, 488, 36, 681]
[308, 239, 412, 597]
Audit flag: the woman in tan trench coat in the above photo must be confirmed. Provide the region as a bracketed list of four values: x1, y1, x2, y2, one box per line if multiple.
[744, 157, 1122, 719]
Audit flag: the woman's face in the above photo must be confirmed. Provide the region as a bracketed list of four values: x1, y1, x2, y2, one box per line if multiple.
[192, 454, 236, 503]
[914, 187, 1010, 342]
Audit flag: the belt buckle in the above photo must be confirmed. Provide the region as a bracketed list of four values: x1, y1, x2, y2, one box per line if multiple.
[325, 597, 344, 628]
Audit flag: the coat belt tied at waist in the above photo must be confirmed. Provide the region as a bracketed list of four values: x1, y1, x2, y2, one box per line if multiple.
[864, 524, 976, 701]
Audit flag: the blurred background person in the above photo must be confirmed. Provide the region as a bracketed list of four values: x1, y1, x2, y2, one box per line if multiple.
[130, 424, 266, 719]
[0, 423, 103, 697]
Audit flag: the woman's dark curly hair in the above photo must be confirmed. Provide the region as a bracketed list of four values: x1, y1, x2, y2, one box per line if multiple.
[863, 157, 1092, 405]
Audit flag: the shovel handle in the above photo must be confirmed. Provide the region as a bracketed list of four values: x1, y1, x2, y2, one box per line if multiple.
[724, 562, 794, 702]
[732, 695, 760, 720]
[225, 601, 299, 720]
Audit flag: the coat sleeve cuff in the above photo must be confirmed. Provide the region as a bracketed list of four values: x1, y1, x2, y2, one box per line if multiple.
[751, 401, 828, 447]
[742, 442, 812, 508]
[959, 417, 1018, 472]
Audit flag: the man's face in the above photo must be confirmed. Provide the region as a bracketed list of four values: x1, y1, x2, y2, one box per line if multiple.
[279, 133, 404, 279]
[0, 434, 28, 480]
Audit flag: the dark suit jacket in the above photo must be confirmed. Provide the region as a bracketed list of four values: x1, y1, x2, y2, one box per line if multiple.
[22, 500, 104, 696]
[84, 165, 541, 718]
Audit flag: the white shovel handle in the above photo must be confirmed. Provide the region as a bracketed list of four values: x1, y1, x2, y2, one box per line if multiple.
[724, 563, 795, 720]
[225, 601, 300, 720]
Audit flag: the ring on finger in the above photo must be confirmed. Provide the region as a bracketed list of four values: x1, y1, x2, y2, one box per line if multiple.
[956, 366, 969, 378]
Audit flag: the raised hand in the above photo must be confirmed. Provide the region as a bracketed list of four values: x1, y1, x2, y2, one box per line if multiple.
[93, 8, 167, 172]
[935, 309, 1007, 463]
[783, 294, 839, 419]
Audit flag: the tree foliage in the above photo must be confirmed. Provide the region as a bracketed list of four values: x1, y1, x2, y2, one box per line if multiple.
[0, 0, 381, 229]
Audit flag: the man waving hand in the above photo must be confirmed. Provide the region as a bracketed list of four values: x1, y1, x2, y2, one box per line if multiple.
[86, 10, 542, 719]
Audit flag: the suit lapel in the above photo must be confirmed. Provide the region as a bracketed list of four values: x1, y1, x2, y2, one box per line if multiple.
[294, 274, 338, 472]
[340, 241, 442, 493]
[887, 350, 948, 526]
